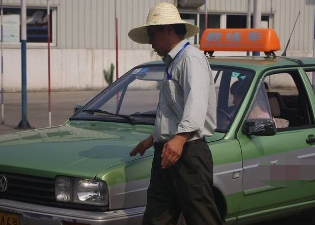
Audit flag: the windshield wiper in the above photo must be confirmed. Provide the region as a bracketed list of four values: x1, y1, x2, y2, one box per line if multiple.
[131, 112, 156, 117]
[82, 109, 135, 124]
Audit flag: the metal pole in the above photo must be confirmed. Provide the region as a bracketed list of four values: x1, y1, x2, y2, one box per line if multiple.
[47, 0, 51, 127]
[313, 11, 315, 92]
[205, 0, 208, 29]
[0, 0, 4, 124]
[115, 0, 119, 103]
[246, 0, 252, 56]
[247, 0, 252, 28]
[253, 0, 261, 56]
[115, 0, 118, 82]
[17, 0, 31, 129]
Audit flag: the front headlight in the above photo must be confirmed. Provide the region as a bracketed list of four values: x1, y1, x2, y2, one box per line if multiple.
[55, 176, 72, 202]
[55, 176, 108, 206]
[74, 179, 108, 205]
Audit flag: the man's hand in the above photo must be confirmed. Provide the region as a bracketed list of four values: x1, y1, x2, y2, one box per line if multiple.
[130, 135, 153, 157]
[161, 133, 191, 168]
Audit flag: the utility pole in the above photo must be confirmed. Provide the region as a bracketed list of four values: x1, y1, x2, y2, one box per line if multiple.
[247, 0, 252, 56]
[17, 0, 31, 129]
[253, 0, 261, 56]
[47, 0, 51, 127]
[0, 0, 4, 124]
[115, 0, 119, 103]
[205, 0, 208, 29]
[115, 0, 118, 83]
[247, 0, 252, 29]
[313, 11, 315, 91]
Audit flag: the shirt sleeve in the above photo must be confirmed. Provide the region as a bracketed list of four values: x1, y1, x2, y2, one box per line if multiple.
[177, 55, 211, 134]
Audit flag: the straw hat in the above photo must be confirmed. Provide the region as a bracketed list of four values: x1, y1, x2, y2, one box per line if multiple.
[128, 2, 199, 44]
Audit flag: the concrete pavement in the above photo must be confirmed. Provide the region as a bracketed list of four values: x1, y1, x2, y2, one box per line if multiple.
[0, 90, 99, 135]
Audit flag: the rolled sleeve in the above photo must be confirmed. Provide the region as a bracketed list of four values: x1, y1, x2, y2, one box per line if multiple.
[177, 55, 210, 134]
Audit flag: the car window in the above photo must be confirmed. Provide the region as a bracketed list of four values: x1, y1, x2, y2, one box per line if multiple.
[71, 66, 164, 124]
[247, 82, 272, 120]
[71, 65, 254, 130]
[304, 69, 315, 96]
[118, 78, 161, 115]
[212, 67, 254, 131]
[260, 70, 314, 129]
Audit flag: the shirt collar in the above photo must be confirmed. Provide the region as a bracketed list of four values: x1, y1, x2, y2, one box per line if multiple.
[163, 39, 189, 68]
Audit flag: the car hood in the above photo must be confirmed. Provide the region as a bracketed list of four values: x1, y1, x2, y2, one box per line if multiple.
[0, 121, 225, 179]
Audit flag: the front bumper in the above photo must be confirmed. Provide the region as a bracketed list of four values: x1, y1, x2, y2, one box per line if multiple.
[0, 199, 144, 225]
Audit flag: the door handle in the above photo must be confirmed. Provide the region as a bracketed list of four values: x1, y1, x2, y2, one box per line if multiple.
[306, 135, 315, 144]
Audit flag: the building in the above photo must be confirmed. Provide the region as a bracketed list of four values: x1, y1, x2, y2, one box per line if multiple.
[0, 0, 314, 91]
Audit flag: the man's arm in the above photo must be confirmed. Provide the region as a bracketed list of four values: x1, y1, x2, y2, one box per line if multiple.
[129, 135, 154, 157]
[177, 55, 211, 134]
[161, 55, 211, 168]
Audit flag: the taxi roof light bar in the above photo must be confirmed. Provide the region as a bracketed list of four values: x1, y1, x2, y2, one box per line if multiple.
[200, 29, 281, 57]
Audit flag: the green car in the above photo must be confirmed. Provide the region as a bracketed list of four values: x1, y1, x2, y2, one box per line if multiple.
[0, 29, 315, 225]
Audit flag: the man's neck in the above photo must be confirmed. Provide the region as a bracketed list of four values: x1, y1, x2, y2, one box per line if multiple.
[166, 37, 185, 56]
[169, 40, 182, 52]
[163, 39, 187, 64]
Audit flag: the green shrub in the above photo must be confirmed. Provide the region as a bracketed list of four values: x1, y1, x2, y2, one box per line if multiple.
[103, 63, 115, 85]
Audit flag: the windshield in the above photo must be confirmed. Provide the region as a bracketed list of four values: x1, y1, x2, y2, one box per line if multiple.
[70, 63, 254, 131]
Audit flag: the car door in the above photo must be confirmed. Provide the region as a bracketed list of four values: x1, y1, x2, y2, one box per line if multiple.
[237, 69, 315, 220]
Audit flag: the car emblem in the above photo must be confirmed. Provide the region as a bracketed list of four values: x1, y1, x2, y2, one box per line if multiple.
[0, 175, 7, 192]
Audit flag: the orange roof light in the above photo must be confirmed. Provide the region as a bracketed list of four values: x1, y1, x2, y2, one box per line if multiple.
[200, 29, 281, 53]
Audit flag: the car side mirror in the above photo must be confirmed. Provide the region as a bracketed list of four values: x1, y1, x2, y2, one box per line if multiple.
[243, 118, 276, 136]
[73, 104, 83, 114]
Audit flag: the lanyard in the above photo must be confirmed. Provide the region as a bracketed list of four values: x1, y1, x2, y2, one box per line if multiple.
[166, 42, 190, 80]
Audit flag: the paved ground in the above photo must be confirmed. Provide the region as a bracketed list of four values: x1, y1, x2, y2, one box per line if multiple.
[0, 91, 99, 135]
[0, 91, 314, 224]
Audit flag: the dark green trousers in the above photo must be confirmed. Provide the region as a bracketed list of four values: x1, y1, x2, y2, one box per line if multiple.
[142, 140, 222, 225]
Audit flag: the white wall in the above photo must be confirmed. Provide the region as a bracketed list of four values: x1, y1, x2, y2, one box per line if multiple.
[3, 48, 312, 92]
[1, 0, 314, 92]
[2, 48, 161, 92]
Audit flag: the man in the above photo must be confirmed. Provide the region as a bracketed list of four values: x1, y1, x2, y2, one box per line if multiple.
[128, 3, 222, 225]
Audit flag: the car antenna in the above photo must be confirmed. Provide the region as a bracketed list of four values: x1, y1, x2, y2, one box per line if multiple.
[281, 11, 300, 56]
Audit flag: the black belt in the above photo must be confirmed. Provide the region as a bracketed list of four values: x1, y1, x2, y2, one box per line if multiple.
[154, 137, 206, 149]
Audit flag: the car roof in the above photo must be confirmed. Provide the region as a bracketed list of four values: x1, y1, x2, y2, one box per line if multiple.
[136, 60, 164, 68]
[208, 56, 315, 71]
[138, 56, 315, 74]
[141, 56, 315, 70]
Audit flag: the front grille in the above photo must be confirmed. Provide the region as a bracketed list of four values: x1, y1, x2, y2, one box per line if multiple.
[0, 172, 55, 204]
[0, 172, 108, 211]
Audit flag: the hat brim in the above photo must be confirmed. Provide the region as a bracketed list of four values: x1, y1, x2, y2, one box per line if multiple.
[128, 21, 200, 44]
